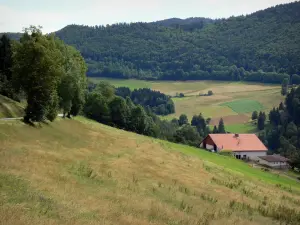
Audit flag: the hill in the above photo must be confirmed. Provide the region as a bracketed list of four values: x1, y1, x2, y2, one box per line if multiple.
[1, 117, 300, 225]
[0, 94, 24, 118]
[55, 1, 300, 83]
[152, 17, 215, 31]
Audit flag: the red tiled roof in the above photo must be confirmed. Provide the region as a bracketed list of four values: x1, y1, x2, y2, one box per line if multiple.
[205, 134, 267, 152]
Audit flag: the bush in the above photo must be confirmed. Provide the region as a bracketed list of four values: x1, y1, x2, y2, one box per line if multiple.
[208, 90, 213, 96]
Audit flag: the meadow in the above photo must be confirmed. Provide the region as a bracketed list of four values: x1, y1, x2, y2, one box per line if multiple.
[91, 78, 284, 133]
[0, 117, 300, 225]
[0, 94, 24, 118]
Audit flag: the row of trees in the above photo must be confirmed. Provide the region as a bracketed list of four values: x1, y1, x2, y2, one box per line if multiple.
[0, 27, 87, 123]
[115, 87, 175, 115]
[55, 2, 300, 83]
[84, 82, 225, 147]
[258, 87, 300, 168]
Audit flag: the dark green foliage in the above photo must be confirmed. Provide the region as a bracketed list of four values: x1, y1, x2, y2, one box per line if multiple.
[0, 35, 16, 100]
[191, 113, 209, 136]
[218, 118, 226, 133]
[207, 90, 213, 96]
[115, 87, 175, 115]
[174, 124, 201, 147]
[291, 74, 300, 85]
[179, 114, 188, 126]
[281, 78, 289, 96]
[252, 111, 258, 120]
[213, 125, 218, 134]
[9, 26, 86, 123]
[12, 27, 64, 122]
[261, 86, 300, 168]
[257, 112, 266, 130]
[56, 2, 300, 83]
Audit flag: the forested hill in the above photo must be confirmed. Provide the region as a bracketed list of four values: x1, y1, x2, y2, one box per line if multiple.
[55, 1, 300, 83]
[152, 17, 215, 31]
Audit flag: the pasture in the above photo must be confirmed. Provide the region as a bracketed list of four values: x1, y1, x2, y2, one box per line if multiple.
[91, 78, 284, 131]
[0, 94, 24, 118]
[1, 117, 300, 225]
[220, 99, 263, 114]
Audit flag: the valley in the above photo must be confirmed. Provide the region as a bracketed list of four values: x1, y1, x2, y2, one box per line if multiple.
[91, 78, 284, 133]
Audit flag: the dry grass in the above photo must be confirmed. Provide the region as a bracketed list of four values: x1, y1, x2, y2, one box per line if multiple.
[0, 95, 24, 118]
[1, 117, 300, 225]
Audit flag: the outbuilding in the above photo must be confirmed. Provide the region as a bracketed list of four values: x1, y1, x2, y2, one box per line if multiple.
[258, 155, 289, 169]
[200, 134, 268, 160]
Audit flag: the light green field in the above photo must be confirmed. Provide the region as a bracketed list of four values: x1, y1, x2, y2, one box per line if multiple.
[1, 117, 300, 225]
[220, 99, 263, 114]
[0, 94, 24, 118]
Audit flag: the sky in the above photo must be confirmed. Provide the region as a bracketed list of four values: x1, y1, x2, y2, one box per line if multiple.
[0, 0, 297, 33]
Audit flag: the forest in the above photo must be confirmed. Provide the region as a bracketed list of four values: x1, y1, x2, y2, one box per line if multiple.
[54, 1, 300, 83]
[115, 87, 175, 115]
[258, 86, 300, 168]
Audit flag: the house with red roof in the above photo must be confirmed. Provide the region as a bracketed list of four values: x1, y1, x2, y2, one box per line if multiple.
[200, 134, 268, 160]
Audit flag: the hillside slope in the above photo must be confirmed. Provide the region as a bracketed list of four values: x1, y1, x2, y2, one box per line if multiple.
[55, 1, 300, 82]
[1, 117, 300, 225]
[0, 94, 24, 118]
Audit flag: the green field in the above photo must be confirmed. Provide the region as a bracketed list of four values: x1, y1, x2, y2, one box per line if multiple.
[0, 94, 24, 118]
[220, 99, 264, 114]
[91, 78, 284, 128]
[211, 123, 257, 134]
[1, 117, 300, 225]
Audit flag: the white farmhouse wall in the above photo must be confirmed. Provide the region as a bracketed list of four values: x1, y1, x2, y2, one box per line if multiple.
[258, 158, 288, 168]
[233, 151, 266, 160]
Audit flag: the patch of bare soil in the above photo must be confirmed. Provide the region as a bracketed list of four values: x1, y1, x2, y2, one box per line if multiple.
[210, 114, 250, 126]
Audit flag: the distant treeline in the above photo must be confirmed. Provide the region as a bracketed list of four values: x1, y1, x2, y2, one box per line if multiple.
[115, 87, 174, 115]
[55, 1, 300, 84]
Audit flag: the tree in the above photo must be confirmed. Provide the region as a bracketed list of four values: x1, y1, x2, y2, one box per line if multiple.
[109, 96, 130, 128]
[218, 118, 226, 133]
[207, 90, 213, 96]
[57, 43, 87, 118]
[257, 111, 266, 130]
[213, 125, 218, 134]
[12, 26, 64, 122]
[174, 124, 201, 147]
[252, 111, 258, 120]
[84, 92, 110, 123]
[0, 34, 15, 99]
[179, 93, 184, 98]
[179, 114, 188, 126]
[281, 78, 289, 96]
[279, 102, 284, 110]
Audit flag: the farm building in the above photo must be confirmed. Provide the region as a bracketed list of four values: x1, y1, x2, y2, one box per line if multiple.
[200, 134, 267, 160]
[257, 155, 289, 169]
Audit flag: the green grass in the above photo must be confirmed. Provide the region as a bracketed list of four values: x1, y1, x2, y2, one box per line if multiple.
[0, 95, 24, 118]
[224, 123, 257, 133]
[220, 99, 264, 114]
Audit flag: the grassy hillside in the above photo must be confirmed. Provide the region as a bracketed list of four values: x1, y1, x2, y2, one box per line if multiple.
[1, 117, 300, 225]
[0, 94, 24, 118]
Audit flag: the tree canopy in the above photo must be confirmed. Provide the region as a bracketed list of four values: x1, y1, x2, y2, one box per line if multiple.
[54, 1, 300, 83]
